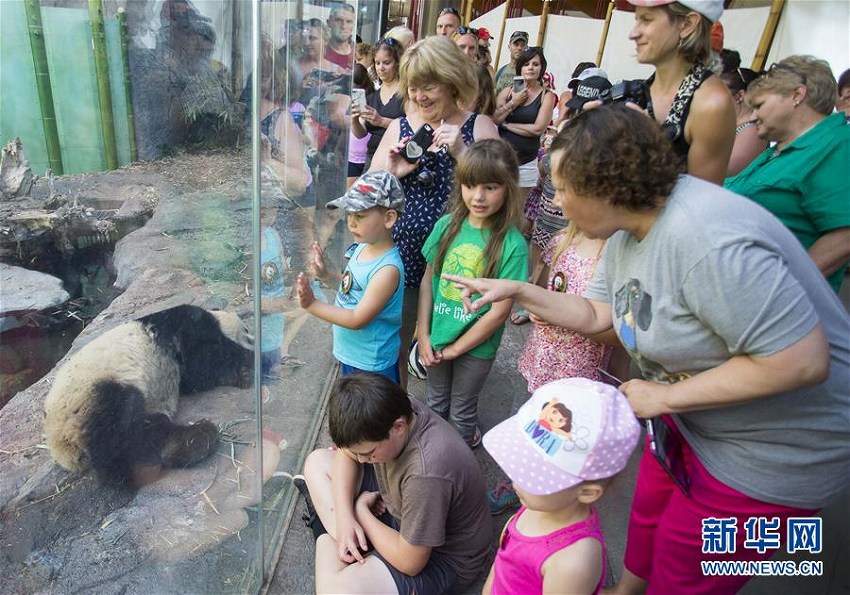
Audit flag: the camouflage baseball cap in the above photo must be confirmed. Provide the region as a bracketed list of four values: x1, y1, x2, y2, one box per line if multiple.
[326, 170, 406, 212]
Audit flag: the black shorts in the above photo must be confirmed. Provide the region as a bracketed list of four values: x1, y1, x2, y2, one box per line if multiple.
[360, 465, 457, 595]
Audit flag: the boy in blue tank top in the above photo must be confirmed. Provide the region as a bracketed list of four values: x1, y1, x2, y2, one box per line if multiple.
[296, 170, 405, 382]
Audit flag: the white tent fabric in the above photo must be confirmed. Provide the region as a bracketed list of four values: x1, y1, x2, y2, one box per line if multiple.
[470, 5, 541, 71]
[541, 15, 605, 97]
[600, 10, 654, 84]
[768, 0, 849, 79]
[480, 1, 847, 86]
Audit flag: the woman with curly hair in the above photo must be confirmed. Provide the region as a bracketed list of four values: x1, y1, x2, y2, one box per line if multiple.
[626, 0, 735, 184]
[725, 55, 850, 293]
[446, 104, 850, 595]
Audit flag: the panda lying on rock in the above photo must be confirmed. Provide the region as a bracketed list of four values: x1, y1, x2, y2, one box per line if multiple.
[43, 304, 253, 488]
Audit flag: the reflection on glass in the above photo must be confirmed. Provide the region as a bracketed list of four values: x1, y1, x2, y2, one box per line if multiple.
[0, 0, 353, 593]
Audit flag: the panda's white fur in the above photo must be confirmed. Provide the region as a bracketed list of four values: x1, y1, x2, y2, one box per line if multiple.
[43, 305, 253, 485]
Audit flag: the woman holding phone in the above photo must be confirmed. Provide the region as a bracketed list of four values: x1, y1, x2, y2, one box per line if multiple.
[445, 105, 850, 595]
[369, 36, 498, 386]
[351, 37, 405, 169]
[493, 46, 556, 231]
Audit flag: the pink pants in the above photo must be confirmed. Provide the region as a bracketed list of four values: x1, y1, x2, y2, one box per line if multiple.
[624, 432, 817, 595]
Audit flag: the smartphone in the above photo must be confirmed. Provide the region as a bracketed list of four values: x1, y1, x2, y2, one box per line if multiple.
[402, 123, 434, 163]
[646, 417, 691, 497]
[513, 76, 525, 94]
[351, 88, 366, 112]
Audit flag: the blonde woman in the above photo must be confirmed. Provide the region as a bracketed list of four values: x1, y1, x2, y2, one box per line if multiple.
[370, 36, 498, 385]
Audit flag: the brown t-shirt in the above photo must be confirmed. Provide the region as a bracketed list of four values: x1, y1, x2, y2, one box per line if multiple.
[374, 399, 491, 585]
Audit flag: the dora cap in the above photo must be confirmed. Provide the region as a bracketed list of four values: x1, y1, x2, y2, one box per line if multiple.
[483, 378, 640, 495]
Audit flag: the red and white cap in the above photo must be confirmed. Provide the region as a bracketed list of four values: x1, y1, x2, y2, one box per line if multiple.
[483, 378, 640, 495]
[627, 0, 723, 23]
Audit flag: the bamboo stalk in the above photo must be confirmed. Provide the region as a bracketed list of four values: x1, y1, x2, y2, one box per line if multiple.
[23, 0, 63, 174]
[494, 0, 512, 69]
[116, 8, 136, 162]
[537, 0, 551, 46]
[751, 0, 786, 71]
[596, 0, 616, 68]
[231, 0, 243, 103]
[88, 0, 118, 170]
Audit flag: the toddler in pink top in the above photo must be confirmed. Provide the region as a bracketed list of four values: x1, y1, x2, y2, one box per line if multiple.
[482, 378, 640, 595]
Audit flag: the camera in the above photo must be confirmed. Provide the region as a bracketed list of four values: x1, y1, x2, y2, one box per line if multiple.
[599, 79, 650, 110]
[402, 124, 434, 164]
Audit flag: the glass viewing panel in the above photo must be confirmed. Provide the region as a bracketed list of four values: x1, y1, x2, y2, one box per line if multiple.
[0, 0, 357, 592]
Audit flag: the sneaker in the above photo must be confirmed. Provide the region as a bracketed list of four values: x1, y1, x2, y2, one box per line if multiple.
[488, 480, 519, 515]
[292, 474, 316, 525]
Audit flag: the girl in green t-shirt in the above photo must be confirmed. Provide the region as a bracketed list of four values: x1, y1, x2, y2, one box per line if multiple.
[417, 139, 529, 447]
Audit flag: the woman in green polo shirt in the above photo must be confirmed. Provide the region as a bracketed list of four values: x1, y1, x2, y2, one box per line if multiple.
[725, 55, 850, 293]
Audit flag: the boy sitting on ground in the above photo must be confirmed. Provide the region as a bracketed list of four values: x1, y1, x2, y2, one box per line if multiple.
[482, 377, 640, 594]
[296, 170, 405, 382]
[297, 373, 492, 594]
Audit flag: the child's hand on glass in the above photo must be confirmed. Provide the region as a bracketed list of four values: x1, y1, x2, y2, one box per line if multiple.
[295, 272, 315, 309]
[309, 241, 326, 279]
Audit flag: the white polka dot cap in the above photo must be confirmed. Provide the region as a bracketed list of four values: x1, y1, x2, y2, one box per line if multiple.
[483, 377, 641, 496]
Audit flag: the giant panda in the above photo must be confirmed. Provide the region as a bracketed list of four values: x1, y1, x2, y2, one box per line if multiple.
[43, 304, 253, 487]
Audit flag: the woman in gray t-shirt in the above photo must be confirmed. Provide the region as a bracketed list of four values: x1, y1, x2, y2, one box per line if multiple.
[446, 105, 850, 595]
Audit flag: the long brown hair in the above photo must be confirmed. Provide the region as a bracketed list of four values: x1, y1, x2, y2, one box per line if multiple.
[432, 139, 521, 279]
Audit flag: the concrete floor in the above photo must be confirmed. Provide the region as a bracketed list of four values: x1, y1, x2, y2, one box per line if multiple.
[264, 304, 849, 594]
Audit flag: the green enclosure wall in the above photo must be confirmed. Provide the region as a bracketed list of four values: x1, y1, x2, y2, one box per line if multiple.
[0, 1, 131, 174]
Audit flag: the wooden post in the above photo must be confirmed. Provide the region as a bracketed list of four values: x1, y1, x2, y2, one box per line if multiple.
[23, 0, 63, 174]
[752, 0, 786, 71]
[596, 0, 616, 68]
[537, 0, 551, 46]
[494, 0, 512, 69]
[464, 0, 474, 26]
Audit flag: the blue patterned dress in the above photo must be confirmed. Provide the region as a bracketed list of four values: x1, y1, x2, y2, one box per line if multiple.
[392, 114, 477, 287]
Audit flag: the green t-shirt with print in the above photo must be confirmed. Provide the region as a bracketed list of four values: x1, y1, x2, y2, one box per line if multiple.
[422, 215, 528, 359]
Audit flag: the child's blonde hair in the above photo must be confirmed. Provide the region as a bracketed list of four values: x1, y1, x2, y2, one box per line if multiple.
[550, 221, 580, 269]
[432, 139, 521, 279]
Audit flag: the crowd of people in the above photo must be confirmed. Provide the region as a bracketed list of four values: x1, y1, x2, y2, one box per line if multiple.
[255, 1, 850, 593]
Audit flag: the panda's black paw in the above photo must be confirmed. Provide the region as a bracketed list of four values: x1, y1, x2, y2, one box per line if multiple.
[161, 419, 220, 468]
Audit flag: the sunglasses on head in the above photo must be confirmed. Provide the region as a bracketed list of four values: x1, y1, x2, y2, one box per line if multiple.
[439, 6, 460, 17]
[765, 62, 807, 86]
[456, 26, 479, 38]
[377, 37, 399, 47]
